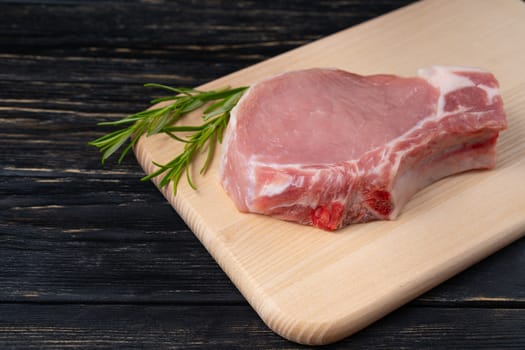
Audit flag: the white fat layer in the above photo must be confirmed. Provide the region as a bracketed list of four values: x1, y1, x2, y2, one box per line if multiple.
[258, 175, 305, 197]
[417, 66, 479, 94]
[419, 66, 475, 117]
[417, 65, 499, 116]
[483, 86, 500, 101]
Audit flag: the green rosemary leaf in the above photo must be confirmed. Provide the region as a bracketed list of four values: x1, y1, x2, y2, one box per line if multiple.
[150, 96, 178, 104]
[200, 86, 247, 102]
[203, 89, 244, 121]
[185, 157, 197, 191]
[118, 141, 135, 164]
[144, 83, 200, 95]
[180, 98, 205, 113]
[201, 132, 216, 175]
[165, 131, 192, 143]
[90, 83, 248, 194]
[164, 125, 204, 132]
[203, 99, 226, 114]
[97, 115, 141, 126]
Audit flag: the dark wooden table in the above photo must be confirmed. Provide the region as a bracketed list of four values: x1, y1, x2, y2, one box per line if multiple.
[1, 0, 524, 348]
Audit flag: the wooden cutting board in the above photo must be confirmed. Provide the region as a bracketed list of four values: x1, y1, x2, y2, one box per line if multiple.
[134, 0, 525, 345]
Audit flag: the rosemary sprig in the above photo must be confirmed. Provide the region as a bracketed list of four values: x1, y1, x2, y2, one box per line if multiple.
[89, 84, 248, 194]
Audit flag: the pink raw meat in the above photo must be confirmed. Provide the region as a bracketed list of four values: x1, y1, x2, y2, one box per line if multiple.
[218, 66, 507, 230]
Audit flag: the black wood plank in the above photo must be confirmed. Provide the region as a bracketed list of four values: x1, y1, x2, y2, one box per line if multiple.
[0, 81, 182, 113]
[0, 0, 416, 86]
[0, 1, 416, 51]
[0, 304, 523, 349]
[1, 0, 524, 347]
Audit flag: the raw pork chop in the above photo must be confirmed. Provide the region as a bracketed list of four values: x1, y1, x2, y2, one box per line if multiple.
[218, 66, 507, 230]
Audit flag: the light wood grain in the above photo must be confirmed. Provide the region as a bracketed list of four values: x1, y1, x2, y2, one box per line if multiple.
[134, 0, 525, 345]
